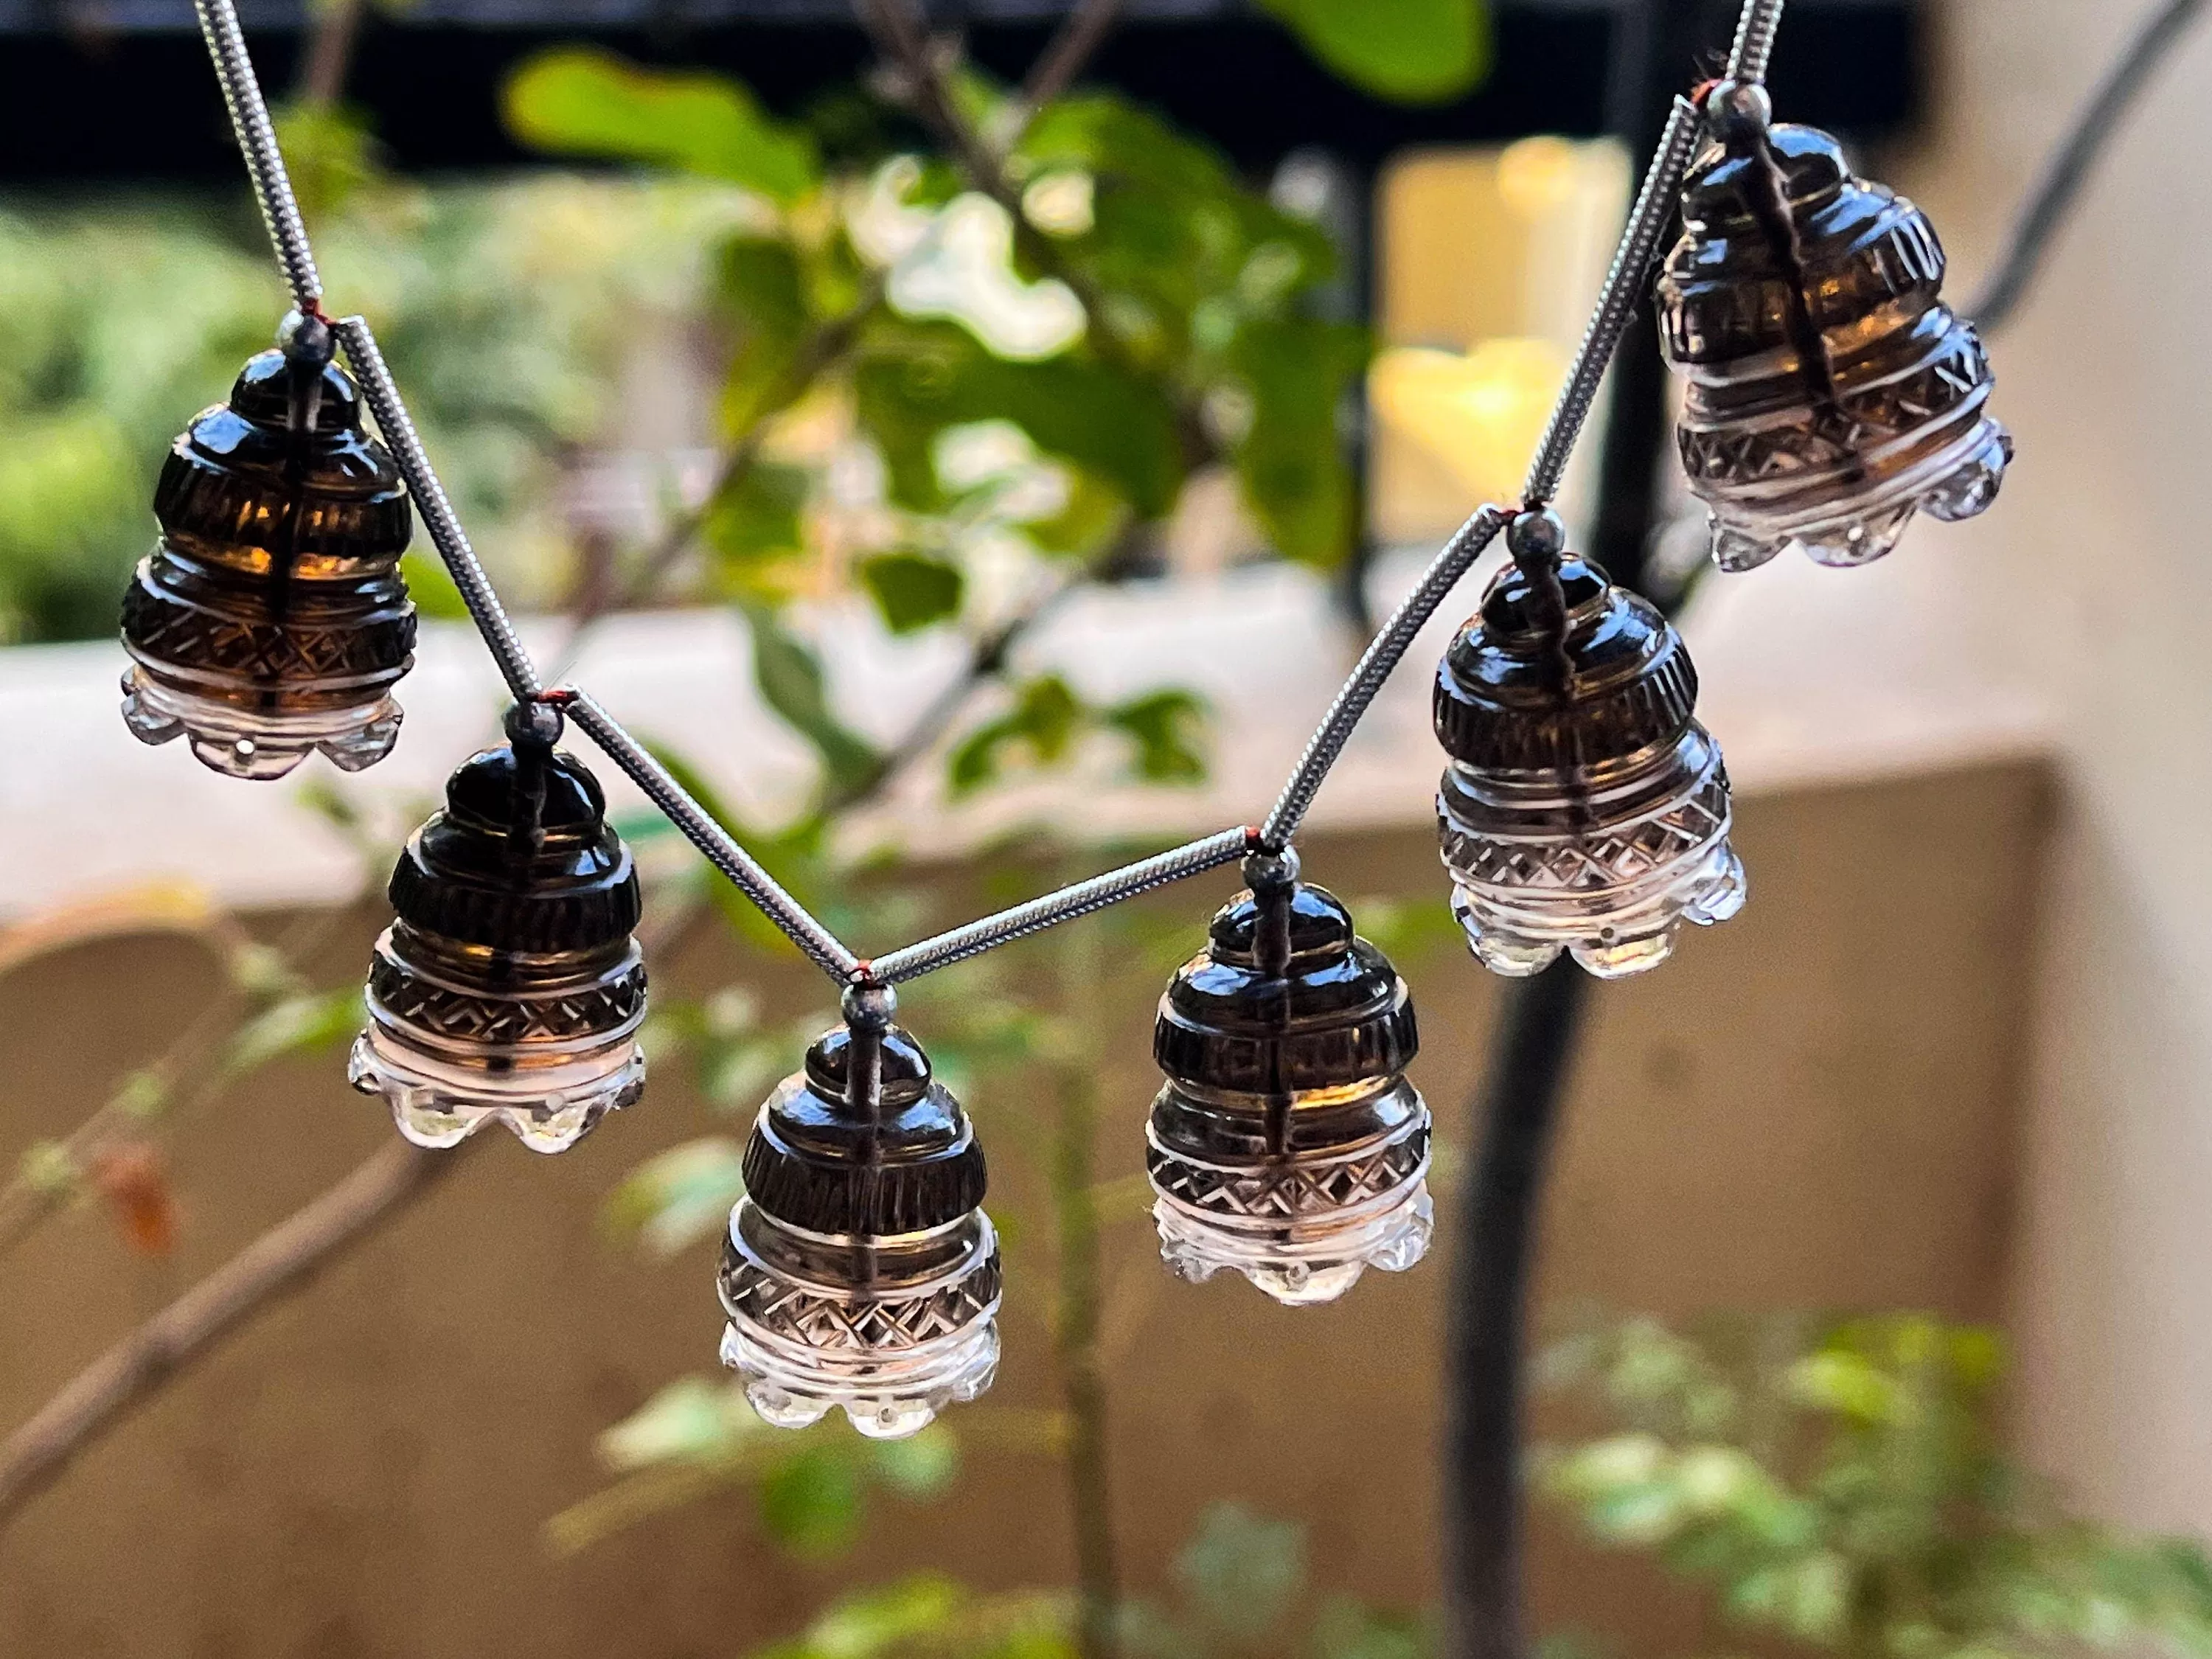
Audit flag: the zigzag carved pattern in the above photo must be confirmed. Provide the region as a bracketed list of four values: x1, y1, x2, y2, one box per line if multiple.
[124, 589, 414, 680]
[371, 959, 646, 1043]
[723, 1256, 1002, 1352]
[1447, 781, 1729, 894]
[1150, 1128, 1427, 1220]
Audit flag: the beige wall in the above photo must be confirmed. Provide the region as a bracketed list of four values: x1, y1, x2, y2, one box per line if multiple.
[1889, 1, 2212, 1534]
[0, 769, 2047, 1655]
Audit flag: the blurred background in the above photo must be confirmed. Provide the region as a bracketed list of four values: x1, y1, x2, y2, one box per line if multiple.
[1, 1, 2208, 1655]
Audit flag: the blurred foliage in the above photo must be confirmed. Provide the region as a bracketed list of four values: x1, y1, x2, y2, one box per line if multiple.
[0, 172, 735, 642]
[1537, 1311, 2212, 1659]
[742, 1502, 1426, 1659]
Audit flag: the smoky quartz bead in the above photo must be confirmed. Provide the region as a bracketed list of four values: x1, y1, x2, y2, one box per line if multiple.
[1658, 113, 2009, 571]
[1434, 542, 1745, 978]
[1148, 863, 1433, 1306]
[121, 344, 416, 778]
[349, 720, 647, 1152]
[720, 1008, 1001, 1439]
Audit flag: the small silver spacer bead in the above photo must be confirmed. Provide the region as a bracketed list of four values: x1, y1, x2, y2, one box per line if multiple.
[504, 699, 566, 751]
[277, 307, 336, 369]
[842, 980, 898, 1031]
[1705, 78, 1774, 144]
[1507, 507, 1568, 568]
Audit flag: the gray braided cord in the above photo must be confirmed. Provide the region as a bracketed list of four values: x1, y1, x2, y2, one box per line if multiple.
[193, 0, 321, 308]
[337, 317, 544, 702]
[564, 690, 863, 982]
[1728, 0, 1788, 83]
[1259, 504, 1512, 853]
[869, 827, 1253, 984]
[1520, 95, 1703, 507]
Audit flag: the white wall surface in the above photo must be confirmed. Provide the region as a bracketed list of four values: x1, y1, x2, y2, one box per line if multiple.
[1901, 0, 2212, 1534]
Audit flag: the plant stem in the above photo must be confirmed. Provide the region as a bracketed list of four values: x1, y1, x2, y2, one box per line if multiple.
[1052, 925, 1121, 1659]
[1444, 961, 1588, 1659]
[0, 1137, 467, 1528]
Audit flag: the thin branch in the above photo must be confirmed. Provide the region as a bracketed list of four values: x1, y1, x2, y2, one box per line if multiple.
[1016, 0, 1124, 120]
[1968, 0, 2208, 333]
[0, 1138, 465, 1528]
[293, 0, 367, 109]
[560, 279, 891, 650]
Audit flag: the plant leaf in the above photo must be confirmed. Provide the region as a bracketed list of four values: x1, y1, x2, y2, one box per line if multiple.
[504, 49, 819, 202]
[1175, 1502, 1306, 1641]
[759, 1446, 866, 1557]
[740, 604, 883, 801]
[599, 1137, 748, 1258]
[1253, 0, 1491, 105]
[858, 552, 965, 635]
[1229, 316, 1369, 566]
[220, 987, 364, 1077]
[719, 235, 814, 430]
[1102, 688, 1208, 785]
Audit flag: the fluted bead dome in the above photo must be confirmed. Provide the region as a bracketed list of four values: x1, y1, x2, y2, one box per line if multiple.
[121, 349, 418, 779]
[350, 739, 647, 1155]
[1658, 120, 2009, 572]
[1147, 878, 1433, 1306]
[720, 1018, 1002, 1441]
[1433, 556, 1697, 773]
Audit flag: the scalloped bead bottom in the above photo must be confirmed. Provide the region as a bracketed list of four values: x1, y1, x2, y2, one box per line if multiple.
[1451, 837, 1746, 981]
[1151, 1179, 1434, 1307]
[720, 1316, 1001, 1441]
[347, 1029, 645, 1154]
[1705, 420, 2012, 573]
[122, 664, 403, 780]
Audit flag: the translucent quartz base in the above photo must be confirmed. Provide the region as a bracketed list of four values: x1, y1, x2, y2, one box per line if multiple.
[1152, 1180, 1433, 1307]
[347, 1027, 645, 1154]
[1440, 724, 1746, 981]
[1146, 1092, 1433, 1307]
[122, 664, 402, 780]
[1705, 417, 2011, 574]
[719, 1203, 1003, 1439]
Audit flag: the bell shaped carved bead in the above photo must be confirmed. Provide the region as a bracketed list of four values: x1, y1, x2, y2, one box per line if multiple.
[1434, 512, 1745, 979]
[720, 993, 1001, 1440]
[349, 709, 647, 1153]
[122, 322, 417, 779]
[1147, 856, 1433, 1307]
[1658, 85, 2009, 572]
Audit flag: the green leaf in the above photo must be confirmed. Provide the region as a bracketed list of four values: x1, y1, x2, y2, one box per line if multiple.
[719, 236, 813, 430]
[1254, 0, 1491, 104]
[1229, 316, 1370, 566]
[947, 675, 1085, 796]
[400, 550, 471, 622]
[1175, 1503, 1306, 1641]
[858, 552, 965, 635]
[220, 988, 364, 1077]
[599, 1137, 748, 1258]
[741, 604, 883, 800]
[598, 1375, 761, 1472]
[798, 1576, 967, 1659]
[868, 1426, 959, 1500]
[759, 1446, 866, 1558]
[1314, 1599, 1431, 1659]
[1103, 689, 1208, 785]
[503, 48, 819, 202]
[854, 321, 1183, 518]
[706, 462, 810, 581]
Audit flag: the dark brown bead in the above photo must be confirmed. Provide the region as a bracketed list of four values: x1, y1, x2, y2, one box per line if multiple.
[121, 349, 417, 779]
